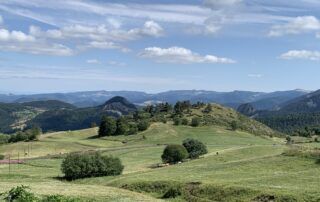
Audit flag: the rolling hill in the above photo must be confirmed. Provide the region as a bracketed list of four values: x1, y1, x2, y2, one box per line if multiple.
[0, 89, 309, 108]
[0, 122, 318, 201]
[0, 97, 137, 133]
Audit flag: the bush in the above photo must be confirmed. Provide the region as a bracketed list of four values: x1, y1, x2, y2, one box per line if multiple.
[128, 123, 138, 135]
[181, 118, 189, 125]
[0, 185, 38, 202]
[137, 120, 150, 131]
[183, 139, 208, 159]
[61, 152, 124, 180]
[173, 117, 181, 126]
[191, 117, 200, 127]
[0, 154, 4, 160]
[98, 116, 117, 137]
[162, 187, 182, 199]
[41, 195, 79, 202]
[161, 145, 188, 164]
[230, 121, 238, 131]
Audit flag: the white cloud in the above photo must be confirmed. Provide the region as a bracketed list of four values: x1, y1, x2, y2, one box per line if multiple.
[280, 50, 320, 61]
[108, 61, 126, 67]
[0, 15, 3, 24]
[203, 0, 242, 10]
[80, 41, 130, 53]
[0, 29, 35, 42]
[29, 20, 163, 42]
[248, 74, 263, 78]
[0, 28, 73, 56]
[86, 59, 100, 64]
[269, 16, 320, 37]
[139, 46, 235, 64]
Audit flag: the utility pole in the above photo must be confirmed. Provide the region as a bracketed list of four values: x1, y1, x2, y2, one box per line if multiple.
[8, 154, 11, 175]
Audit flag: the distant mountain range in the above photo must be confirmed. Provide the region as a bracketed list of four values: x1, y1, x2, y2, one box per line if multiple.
[0, 89, 310, 109]
[237, 89, 320, 133]
[0, 96, 137, 133]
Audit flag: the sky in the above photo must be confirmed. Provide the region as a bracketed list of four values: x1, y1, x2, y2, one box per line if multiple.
[0, 0, 320, 94]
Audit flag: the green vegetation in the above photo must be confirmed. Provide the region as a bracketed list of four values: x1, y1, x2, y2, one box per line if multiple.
[161, 144, 188, 164]
[0, 123, 319, 201]
[8, 126, 42, 143]
[61, 152, 124, 180]
[1, 100, 320, 201]
[182, 138, 208, 159]
[98, 116, 117, 137]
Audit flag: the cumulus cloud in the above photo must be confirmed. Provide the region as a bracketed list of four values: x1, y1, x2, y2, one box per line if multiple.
[280, 50, 320, 61]
[139, 46, 235, 64]
[203, 0, 242, 10]
[0, 28, 73, 56]
[0, 29, 35, 42]
[269, 16, 320, 37]
[29, 20, 163, 42]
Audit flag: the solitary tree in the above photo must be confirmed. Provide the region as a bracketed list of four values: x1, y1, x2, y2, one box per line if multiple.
[161, 144, 188, 163]
[183, 138, 208, 159]
[230, 121, 238, 131]
[98, 116, 117, 137]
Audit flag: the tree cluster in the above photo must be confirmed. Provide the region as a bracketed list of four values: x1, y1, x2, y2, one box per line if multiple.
[7, 126, 42, 143]
[161, 139, 208, 163]
[61, 152, 124, 180]
[98, 116, 150, 137]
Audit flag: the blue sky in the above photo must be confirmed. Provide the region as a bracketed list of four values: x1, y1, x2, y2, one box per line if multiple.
[0, 0, 320, 93]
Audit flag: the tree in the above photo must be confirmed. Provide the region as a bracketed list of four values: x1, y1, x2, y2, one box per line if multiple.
[128, 123, 138, 135]
[230, 121, 238, 131]
[191, 117, 200, 127]
[181, 118, 189, 125]
[137, 120, 150, 131]
[61, 152, 124, 180]
[27, 126, 42, 141]
[98, 116, 116, 137]
[173, 117, 181, 126]
[115, 118, 129, 135]
[161, 144, 188, 164]
[182, 139, 208, 159]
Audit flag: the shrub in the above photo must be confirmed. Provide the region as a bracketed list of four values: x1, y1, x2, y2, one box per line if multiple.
[173, 117, 181, 126]
[230, 121, 238, 131]
[183, 139, 208, 159]
[137, 120, 150, 131]
[128, 123, 138, 135]
[162, 187, 182, 199]
[61, 152, 124, 180]
[98, 116, 117, 137]
[181, 118, 189, 125]
[161, 145, 188, 164]
[0, 185, 38, 202]
[0, 134, 10, 144]
[191, 117, 200, 127]
[0, 154, 4, 160]
[41, 195, 80, 202]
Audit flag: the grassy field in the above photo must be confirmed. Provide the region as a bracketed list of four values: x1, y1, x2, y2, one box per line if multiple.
[0, 123, 319, 201]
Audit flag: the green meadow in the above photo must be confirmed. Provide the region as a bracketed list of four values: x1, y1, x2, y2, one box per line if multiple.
[0, 123, 319, 201]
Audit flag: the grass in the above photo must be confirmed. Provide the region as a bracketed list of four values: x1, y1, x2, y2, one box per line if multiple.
[0, 123, 319, 201]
